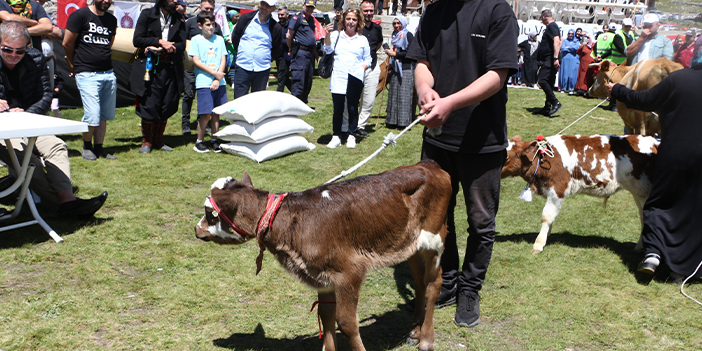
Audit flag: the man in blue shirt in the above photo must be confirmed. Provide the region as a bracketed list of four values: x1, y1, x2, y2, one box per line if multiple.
[230, 0, 283, 98]
[286, 0, 317, 104]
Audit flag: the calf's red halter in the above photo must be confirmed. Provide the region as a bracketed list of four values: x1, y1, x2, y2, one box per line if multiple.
[206, 193, 288, 274]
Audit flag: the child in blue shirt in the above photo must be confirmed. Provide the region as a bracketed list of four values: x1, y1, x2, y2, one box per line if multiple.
[189, 11, 228, 153]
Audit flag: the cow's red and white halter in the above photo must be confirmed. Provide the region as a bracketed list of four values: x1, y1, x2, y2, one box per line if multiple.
[207, 193, 288, 274]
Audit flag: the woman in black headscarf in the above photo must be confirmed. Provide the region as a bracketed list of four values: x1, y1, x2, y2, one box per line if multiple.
[607, 36, 702, 281]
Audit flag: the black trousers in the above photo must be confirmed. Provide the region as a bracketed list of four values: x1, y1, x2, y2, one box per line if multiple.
[421, 142, 505, 293]
[332, 74, 364, 137]
[290, 50, 314, 103]
[136, 62, 180, 122]
[392, 0, 407, 14]
[276, 58, 291, 93]
[182, 69, 196, 124]
[233, 66, 270, 99]
[537, 58, 558, 106]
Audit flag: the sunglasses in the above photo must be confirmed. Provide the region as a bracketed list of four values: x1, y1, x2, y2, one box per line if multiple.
[0, 46, 26, 55]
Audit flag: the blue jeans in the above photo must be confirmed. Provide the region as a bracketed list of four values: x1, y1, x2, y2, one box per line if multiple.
[76, 70, 117, 127]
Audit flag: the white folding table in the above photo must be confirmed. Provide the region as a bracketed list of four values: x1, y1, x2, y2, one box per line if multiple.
[0, 112, 88, 243]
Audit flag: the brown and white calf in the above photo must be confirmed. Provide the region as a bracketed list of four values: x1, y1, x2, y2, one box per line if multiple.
[194, 161, 452, 351]
[501, 135, 658, 253]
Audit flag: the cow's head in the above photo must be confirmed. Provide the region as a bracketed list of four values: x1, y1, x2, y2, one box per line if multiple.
[502, 136, 539, 179]
[588, 60, 618, 98]
[194, 172, 257, 245]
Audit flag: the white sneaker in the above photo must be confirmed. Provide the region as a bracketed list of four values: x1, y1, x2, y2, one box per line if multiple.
[326, 136, 341, 149]
[346, 135, 356, 149]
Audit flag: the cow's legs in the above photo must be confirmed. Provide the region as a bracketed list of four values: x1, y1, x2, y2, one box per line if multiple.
[407, 254, 426, 346]
[334, 277, 365, 351]
[318, 291, 338, 351]
[632, 194, 647, 252]
[534, 192, 564, 254]
[418, 250, 441, 351]
[634, 110, 646, 136]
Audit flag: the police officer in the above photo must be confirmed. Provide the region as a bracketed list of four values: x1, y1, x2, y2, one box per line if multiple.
[276, 6, 292, 92]
[286, 0, 318, 104]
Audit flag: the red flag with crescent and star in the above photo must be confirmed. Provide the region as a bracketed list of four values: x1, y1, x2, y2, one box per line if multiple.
[57, 0, 87, 29]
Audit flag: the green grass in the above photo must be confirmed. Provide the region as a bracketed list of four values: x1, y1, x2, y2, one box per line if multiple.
[1, 78, 701, 351]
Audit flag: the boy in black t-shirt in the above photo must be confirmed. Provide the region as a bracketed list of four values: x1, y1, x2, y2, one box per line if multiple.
[406, 0, 517, 329]
[63, 0, 118, 160]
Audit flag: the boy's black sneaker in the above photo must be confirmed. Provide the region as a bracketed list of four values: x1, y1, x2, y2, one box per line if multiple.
[193, 142, 209, 153]
[454, 290, 480, 328]
[211, 140, 222, 153]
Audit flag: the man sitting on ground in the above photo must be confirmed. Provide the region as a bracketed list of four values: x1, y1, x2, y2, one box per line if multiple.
[0, 21, 107, 218]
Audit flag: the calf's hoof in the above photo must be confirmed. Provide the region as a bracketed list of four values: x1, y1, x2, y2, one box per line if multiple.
[406, 336, 419, 347]
[531, 248, 543, 254]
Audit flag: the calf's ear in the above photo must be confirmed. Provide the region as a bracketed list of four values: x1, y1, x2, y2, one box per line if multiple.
[241, 172, 253, 187]
[511, 135, 522, 142]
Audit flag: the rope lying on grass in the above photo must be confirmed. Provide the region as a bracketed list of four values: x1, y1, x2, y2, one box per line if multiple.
[555, 98, 610, 136]
[325, 115, 425, 184]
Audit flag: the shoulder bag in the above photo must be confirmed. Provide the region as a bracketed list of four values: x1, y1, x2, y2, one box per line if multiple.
[318, 31, 340, 79]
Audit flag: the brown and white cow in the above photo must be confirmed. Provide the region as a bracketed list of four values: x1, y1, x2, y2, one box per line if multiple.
[194, 161, 452, 351]
[588, 58, 683, 136]
[501, 135, 658, 254]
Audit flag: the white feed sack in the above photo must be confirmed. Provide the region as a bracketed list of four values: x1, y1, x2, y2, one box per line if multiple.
[220, 134, 317, 163]
[214, 116, 314, 144]
[212, 91, 315, 124]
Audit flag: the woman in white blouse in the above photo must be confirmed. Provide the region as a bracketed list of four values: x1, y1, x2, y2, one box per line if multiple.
[323, 9, 372, 149]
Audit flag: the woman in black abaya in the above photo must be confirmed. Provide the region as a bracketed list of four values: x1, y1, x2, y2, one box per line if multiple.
[607, 36, 702, 281]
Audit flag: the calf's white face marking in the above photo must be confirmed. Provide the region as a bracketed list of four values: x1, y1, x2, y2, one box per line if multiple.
[211, 177, 233, 190]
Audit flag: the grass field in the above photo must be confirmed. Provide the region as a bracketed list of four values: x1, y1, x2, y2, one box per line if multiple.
[1, 76, 701, 351]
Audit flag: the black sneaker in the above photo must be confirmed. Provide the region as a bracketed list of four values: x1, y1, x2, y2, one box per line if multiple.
[637, 253, 660, 275]
[355, 129, 370, 138]
[210, 140, 222, 153]
[548, 101, 562, 116]
[193, 142, 209, 153]
[182, 124, 191, 135]
[454, 290, 480, 328]
[533, 104, 551, 116]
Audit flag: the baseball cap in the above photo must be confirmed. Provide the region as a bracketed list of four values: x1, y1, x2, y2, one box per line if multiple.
[303, 0, 316, 7]
[176, 0, 187, 6]
[622, 18, 633, 26]
[686, 29, 696, 36]
[608, 23, 617, 30]
[261, 0, 277, 6]
[643, 13, 659, 24]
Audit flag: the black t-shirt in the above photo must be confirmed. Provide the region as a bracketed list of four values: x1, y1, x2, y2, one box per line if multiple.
[66, 7, 117, 74]
[363, 21, 383, 69]
[537, 21, 560, 61]
[2, 65, 25, 109]
[184, 16, 223, 40]
[406, 0, 518, 154]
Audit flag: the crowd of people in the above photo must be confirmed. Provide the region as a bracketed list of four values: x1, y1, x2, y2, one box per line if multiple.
[513, 10, 696, 115]
[1, 0, 701, 333]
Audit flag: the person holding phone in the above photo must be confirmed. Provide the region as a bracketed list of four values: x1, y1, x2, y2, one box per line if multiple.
[286, 0, 318, 104]
[342, 0, 383, 137]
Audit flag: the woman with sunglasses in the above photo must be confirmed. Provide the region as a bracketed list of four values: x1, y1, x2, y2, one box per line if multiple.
[322, 9, 371, 149]
[384, 15, 414, 129]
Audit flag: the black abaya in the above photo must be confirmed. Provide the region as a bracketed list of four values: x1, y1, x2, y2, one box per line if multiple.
[612, 68, 702, 277]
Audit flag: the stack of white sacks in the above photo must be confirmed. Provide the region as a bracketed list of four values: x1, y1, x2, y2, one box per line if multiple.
[212, 91, 316, 163]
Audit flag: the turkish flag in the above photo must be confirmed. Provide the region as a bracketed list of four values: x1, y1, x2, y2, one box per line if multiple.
[57, 0, 87, 29]
[312, 16, 326, 41]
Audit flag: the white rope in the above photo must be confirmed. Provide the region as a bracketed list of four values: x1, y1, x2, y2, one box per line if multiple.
[325, 116, 425, 184]
[556, 98, 611, 136]
[680, 259, 702, 307]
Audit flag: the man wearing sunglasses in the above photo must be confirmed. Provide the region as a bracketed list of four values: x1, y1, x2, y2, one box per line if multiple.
[625, 14, 673, 65]
[0, 20, 108, 218]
